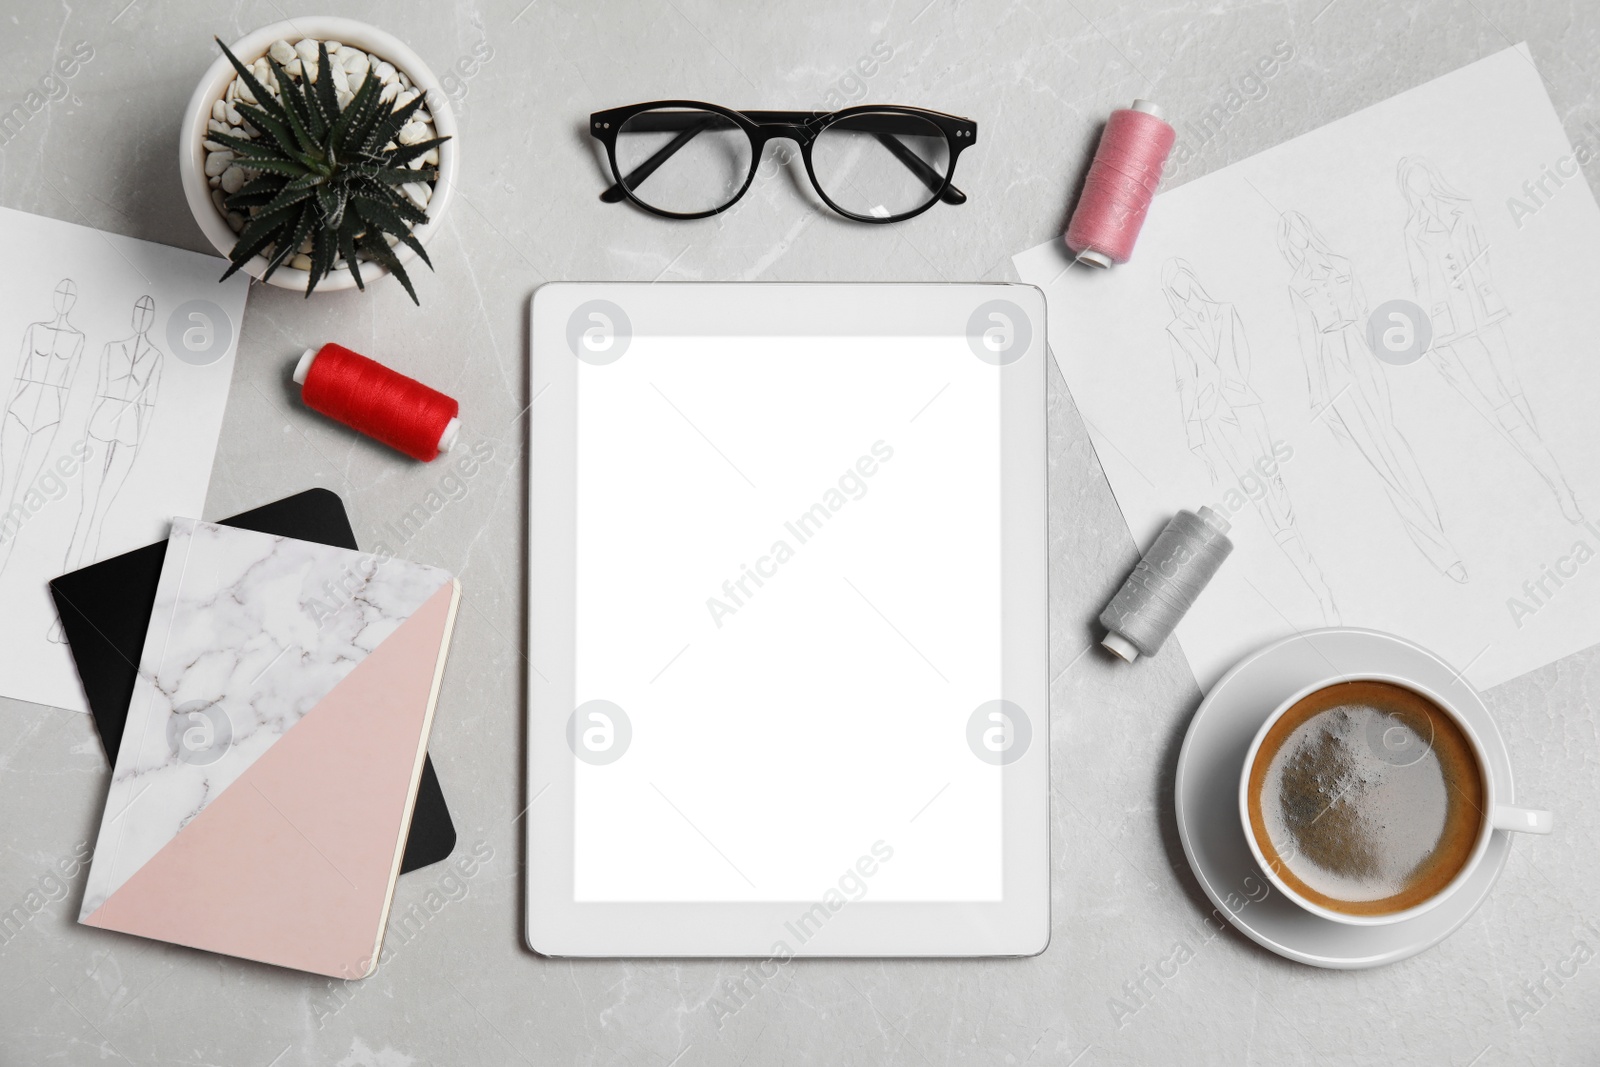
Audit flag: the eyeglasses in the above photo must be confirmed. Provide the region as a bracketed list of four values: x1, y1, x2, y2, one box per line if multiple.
[590, 102, 977, 223]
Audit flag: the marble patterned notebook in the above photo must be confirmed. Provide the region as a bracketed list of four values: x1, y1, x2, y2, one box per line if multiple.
[78, 518, 460, 979]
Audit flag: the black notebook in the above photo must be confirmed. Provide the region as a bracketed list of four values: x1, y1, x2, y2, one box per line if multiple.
[48, 488, 457, 874]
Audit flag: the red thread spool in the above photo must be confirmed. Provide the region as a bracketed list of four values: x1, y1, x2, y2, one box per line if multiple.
[1064, 100, 1176, 268]
[294, 343, 460, 462]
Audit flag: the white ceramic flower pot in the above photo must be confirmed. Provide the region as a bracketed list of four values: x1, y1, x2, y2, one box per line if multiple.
[178, 16, 458, 293]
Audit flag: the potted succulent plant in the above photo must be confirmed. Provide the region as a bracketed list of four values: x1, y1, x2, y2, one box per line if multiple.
[179, 19, 458, 302]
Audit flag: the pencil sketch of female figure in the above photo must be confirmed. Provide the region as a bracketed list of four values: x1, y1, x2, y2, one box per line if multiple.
[1277, 211, 1468, 583]
[1397, 156, 1582, 523]
[63, 295, 162, 568]
[47, 296, 164, 643]
[1162, 258, 1339, 621]
[0, 279, 86, 575]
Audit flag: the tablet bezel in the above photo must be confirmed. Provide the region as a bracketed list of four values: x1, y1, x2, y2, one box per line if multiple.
[526, 282, 1048, 957]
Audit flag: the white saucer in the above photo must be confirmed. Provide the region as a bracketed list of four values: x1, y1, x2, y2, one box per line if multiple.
[1174, 627, 1515, 969]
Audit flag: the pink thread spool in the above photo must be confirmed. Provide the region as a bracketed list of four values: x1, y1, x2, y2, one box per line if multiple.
[1064, 100, 1176, 268]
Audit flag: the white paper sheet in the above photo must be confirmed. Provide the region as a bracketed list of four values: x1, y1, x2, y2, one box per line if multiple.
[1016, 45, 1600, 691]
[0, 206, 247, 711]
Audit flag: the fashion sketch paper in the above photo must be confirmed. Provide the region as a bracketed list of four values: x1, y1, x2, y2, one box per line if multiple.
[1016, 46, 1600, 691]
[0, 205, 247, 711]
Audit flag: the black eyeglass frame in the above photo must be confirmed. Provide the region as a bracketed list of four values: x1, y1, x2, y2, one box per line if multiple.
[590, 101, 978, 223]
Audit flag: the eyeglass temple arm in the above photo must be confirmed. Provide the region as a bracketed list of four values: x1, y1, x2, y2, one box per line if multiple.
[599, 117, 716, 204]
[599, 115, 967, 206]
[870, 131, 966, 206]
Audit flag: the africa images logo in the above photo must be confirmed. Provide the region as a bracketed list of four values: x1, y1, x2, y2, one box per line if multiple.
[567, 299, 631, 365]
[966, 299, 1030, 366]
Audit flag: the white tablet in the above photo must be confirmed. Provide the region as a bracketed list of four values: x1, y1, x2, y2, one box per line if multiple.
[526, 282, 1048, 956]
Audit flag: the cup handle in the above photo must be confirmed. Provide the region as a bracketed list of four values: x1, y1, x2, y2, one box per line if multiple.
[1492, 804, 1554, 835]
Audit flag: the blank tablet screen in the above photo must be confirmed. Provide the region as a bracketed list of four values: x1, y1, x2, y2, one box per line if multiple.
[571, 333, 1004, 903]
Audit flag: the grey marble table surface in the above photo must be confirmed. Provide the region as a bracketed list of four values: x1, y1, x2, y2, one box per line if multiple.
[2, 1, 1597, 1064]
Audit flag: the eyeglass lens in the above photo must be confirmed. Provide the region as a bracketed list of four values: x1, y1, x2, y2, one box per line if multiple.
[614, 108, 753, 215]
[810, 112, 951, 219]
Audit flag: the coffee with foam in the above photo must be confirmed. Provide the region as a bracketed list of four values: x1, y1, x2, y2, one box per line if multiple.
[1246, 680, 1485, 916]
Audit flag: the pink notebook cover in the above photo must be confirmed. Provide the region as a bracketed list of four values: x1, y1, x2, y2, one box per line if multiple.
[79, 518, 460, 979]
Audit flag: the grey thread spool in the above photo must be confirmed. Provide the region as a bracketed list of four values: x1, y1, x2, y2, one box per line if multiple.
[1100, 507, 1233, 662]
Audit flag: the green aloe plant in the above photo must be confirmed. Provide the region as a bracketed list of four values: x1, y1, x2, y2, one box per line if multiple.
[208, 37, 450, 303]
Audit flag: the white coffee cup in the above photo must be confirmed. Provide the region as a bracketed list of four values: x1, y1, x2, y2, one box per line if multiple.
[1238, 671, 1552, 926]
